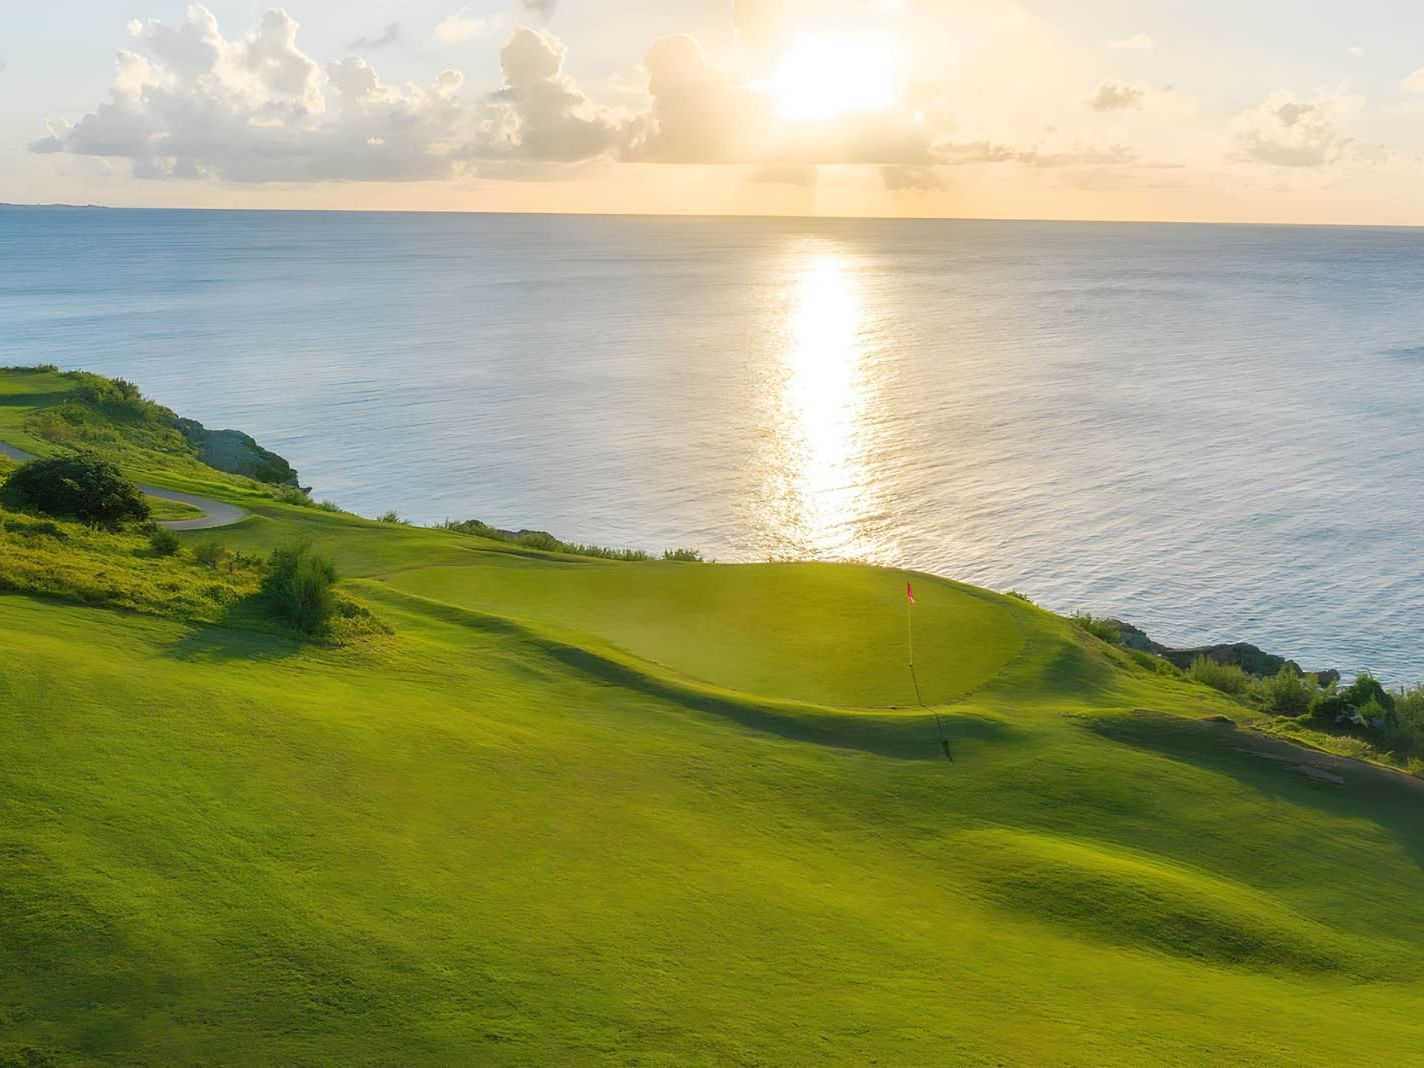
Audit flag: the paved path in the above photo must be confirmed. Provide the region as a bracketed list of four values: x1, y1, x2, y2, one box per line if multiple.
[0, 440, 248, 531]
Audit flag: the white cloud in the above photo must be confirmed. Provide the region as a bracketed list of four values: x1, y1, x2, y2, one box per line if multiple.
[436, 8, 494, 45]
[32, 6, 469, 181]
[1347, 45, 1365, 58]
[1402, 68, 1424, 94]
[1108, 32, 1155, 51]
[1230, 90, 1359, 168]
[473, 27, 623, 163]
[32, 8, 631, 181]
[1087, 82, 1147, 112]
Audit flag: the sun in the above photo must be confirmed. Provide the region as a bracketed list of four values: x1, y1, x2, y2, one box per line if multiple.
[764, 33, 902, 122]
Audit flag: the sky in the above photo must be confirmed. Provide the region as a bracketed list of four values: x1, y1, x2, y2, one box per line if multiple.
[5, 1, 1424, 222]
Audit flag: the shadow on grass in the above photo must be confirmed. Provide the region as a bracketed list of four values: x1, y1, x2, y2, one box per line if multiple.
[1081, 711, 1424, 872]
[162, 598, 309, 663]
[0, 389, 73, 409]
[544, 642, 1019, 762]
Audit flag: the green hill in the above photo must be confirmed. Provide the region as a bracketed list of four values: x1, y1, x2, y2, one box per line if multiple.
[2, 368, 1422, 1066]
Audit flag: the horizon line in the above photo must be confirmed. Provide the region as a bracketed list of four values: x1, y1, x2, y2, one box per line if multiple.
[4, 200, 1424, 232]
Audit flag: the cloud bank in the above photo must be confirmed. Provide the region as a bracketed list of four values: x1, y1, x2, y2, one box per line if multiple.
[28, 2, 1392, 198]
[34, 5, 944, 184]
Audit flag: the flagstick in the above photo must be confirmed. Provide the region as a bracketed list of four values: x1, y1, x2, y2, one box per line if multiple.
[906, 583, 952, 762]
[907, 593, 915, 673]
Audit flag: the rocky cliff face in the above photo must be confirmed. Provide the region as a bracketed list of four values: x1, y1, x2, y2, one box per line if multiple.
[1112, 619, 1339, 685]
[174, 418, 300, 488]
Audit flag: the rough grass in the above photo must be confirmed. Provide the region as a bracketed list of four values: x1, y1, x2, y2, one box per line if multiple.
[0, 503, 259, 622]
[0, 367, 287, 504]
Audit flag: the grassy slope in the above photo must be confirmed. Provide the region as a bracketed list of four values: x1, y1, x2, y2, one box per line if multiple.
[0, 367, 279, 502]
[3, 371, 1424, 1065]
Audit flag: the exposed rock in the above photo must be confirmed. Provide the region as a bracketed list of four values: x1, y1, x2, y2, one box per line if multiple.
[174, 418, 299, 487]
[1108, 619, 1336, 681]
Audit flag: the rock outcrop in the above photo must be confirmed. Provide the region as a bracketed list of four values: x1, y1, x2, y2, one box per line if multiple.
[1111, 619, 1338, 683]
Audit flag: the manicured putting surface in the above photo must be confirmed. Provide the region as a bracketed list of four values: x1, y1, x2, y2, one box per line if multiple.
[387, 560, 1023, 707]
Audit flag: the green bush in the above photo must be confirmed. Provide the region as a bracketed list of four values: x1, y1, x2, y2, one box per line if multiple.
[1260, 664, 1315, 715]
[0, 453, 150, 529]
[262, 544, 338, 634]
[148, 527, 181, 557]
[192, 541, 227, 570]
[1125, 648, 1179, 676]
[1308, 684, 1347, 724]
[662, 548, 703, 562]
[273, 485, 313, 506]
[1343, 674, 1394, 717]
[1071, 613, 1122, 645]
[1187, 655, 1251, 695]
[73, 373, 166, 421]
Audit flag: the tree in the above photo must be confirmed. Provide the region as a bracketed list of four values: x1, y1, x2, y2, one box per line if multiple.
[0, 452, 149, 529]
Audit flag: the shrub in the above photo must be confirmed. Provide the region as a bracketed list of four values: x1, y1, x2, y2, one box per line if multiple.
[0, 453, 149, 529]
[272, 485, 313, 506]
[662, 548, 703, 562]
[1005, 590, 1034, 604]
[377, 510, 409, 525]
[1343, 674, 1395, 717]
[1071, 613, 1122, 645]
[1187, 655, 1251, 695]
[73, 373, 164, 421]
[262, 544, 338, 634]
[1260, 664, 1315, 716]
[192, 541, 226, 570]
[1307, 683, 1347, 724]
[149, 527, 181, 557]
[1125, 648, 1179, 676]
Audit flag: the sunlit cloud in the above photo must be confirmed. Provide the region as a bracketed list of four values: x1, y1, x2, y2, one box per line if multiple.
[436, 8, 495, 45]
[23, 0, 1424, 220]
[1230, 90, 1361, 168]
[1088, 82, 1147, 112]
[1107, 32, 1156, 51]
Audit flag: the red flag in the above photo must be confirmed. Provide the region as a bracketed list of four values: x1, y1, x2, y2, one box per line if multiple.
[906, 582, 916, 605]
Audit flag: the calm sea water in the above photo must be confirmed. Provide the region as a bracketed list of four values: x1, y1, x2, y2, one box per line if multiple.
[2, 207, 1422, 679]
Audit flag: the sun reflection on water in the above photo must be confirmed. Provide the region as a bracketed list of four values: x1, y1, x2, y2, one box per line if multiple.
[758, 244, 885, 561]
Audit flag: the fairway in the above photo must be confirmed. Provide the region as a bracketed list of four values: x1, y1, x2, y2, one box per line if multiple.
[386, 560, 1023, 707]
[4, 583, 1424, 1066]
[4, 367, 1424, 1066]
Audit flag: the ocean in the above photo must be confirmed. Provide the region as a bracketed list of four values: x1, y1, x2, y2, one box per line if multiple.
[2, 206, 1421, 680]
